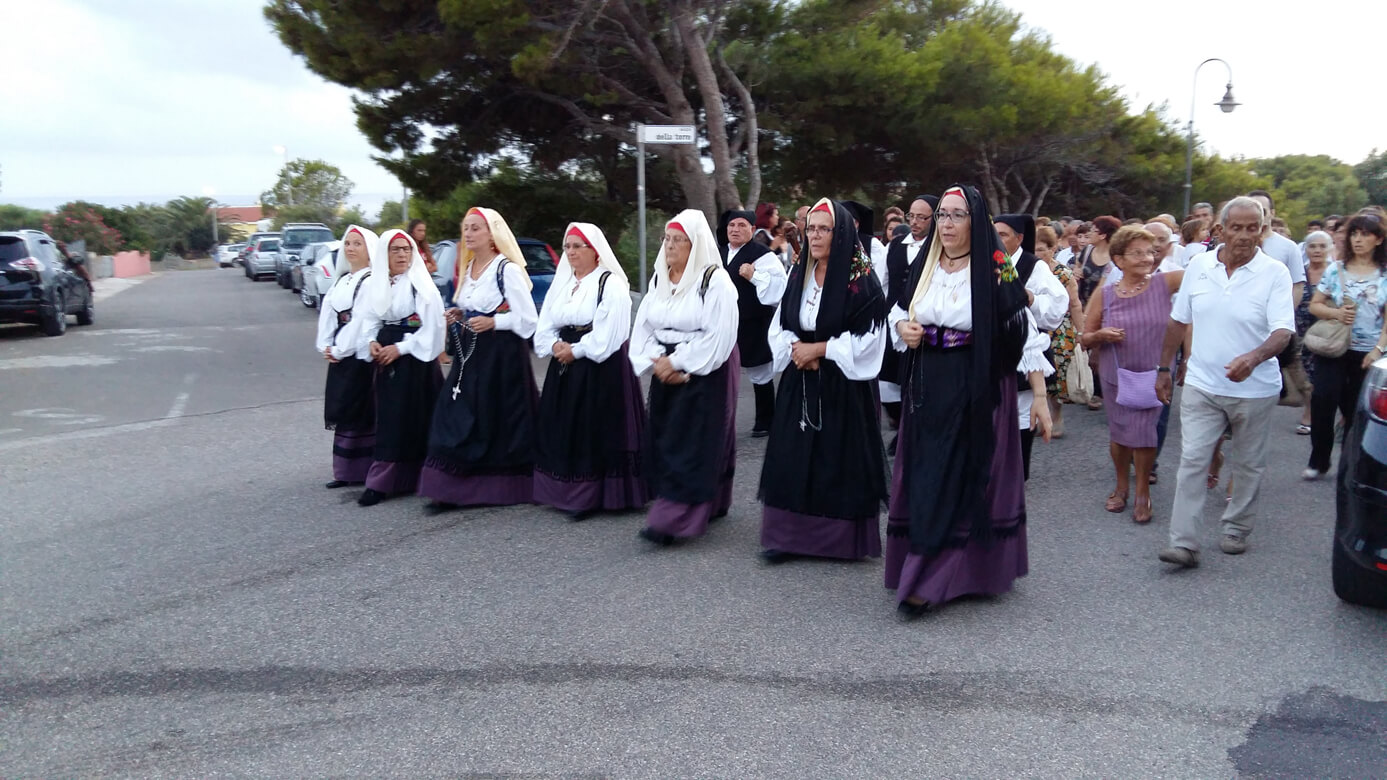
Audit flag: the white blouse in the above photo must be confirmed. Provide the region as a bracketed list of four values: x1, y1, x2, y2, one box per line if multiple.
[315, 268, 372, 360]
[533, 269, 629, 363]
[629, 270, 739, 377]
[454, 256, 538, 339]
[888, 265, 973, 351]
[768, 273, 886, 381]
[354, 276, 445, 362]
[727, 243, 789, 306]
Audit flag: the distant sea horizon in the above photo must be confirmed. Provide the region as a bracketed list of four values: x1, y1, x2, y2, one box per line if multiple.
[3, 192, 394, 216]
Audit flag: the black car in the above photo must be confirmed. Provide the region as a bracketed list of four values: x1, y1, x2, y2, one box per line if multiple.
[1333, 355, 1387, 607]
[0, 230, 94, 336]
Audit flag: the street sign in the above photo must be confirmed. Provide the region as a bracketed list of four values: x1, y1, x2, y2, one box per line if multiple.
[640, 125, 696, 145]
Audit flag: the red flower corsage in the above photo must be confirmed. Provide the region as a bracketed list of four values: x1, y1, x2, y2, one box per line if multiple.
[993, 250, 1006, 265]
[496, 301, 511, 314]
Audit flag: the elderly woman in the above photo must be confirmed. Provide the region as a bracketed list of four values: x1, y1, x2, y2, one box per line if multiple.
[354, 229, 446, 507]
[1295, 230, 1334, 434]
[418, 207, 539, 514]
[885, 184, 1030, 616]
[758, 199, 889, 564]
[533, 223, 649, 519]
[317, 225, 379, 489]
[630, 210, 740, 546]
[1304, 214, 1387, 479]
[1080, 225, 1185, 524]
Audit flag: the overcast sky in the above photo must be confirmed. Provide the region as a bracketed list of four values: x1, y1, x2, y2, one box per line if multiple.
[3, 0, 1379, 212]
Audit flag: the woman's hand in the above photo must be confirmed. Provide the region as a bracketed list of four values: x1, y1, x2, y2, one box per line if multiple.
[368, 341, 382, 359]
[1030, 395, 1053, 443]
[1338, 305, 1357, 326]
[897, 321, 924, 349]
[445, 308, 466, 325]
[1364, 346, 1384, 370]
[467, 315, 495, 332]
[791, 341, 825, 370]
[1093, 327, 1125, 344]
[323, 347, 339, 363]
[553, 341, 575, 365]
[653, 355, 675, 383]
[376, 344, 401, 366]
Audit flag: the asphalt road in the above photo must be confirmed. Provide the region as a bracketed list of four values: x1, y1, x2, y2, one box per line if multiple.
[2, 269, 1384, 777]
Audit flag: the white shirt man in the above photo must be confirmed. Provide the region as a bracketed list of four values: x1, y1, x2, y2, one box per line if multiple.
[1156, 198, 1295, 568]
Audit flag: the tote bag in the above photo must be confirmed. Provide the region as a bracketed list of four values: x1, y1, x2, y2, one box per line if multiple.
[1304, 261, 1352, 358]
[1067, 344, 1094, 405]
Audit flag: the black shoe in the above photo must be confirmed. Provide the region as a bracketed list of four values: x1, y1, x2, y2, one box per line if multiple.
[638, 527, 675, 546]
[896, 600, 931, 620]
[423, 501, 458, 516]
[751, 427, 770, 438]
[567, 509, 595, 522]
[759, 549, 796, 565]
[357, 488, 386, 507]
[325, 479, 351, 489]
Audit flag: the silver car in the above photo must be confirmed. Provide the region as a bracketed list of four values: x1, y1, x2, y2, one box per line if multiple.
[295, 241, 341, 308]
[217, 243, 245, 268]
[244, 237, 282, 280]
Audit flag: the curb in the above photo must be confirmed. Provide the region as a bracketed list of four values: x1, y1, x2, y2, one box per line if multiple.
[93, 273, 158, 303]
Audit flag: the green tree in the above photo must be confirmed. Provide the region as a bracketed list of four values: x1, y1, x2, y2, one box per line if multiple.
[375, 200, 403, 231]
[1354, 149, 1387, 208]
[0, 204, 48, 231]
[1249, 154, 1366, 235]
[261, 159, 354, 210]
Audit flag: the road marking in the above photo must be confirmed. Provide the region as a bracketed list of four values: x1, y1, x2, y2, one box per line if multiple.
[0, 355, 120, 370]
[166, 374, 196, 419]
[0, 427, 22, 436]
[132, 345, 215, 353]
[12, 408, 105, 425]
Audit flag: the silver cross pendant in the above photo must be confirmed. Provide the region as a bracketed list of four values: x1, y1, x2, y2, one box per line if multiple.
[451, 385, 460, 400]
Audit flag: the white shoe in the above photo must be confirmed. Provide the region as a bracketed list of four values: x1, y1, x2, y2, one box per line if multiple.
[1302, 468, 1325, 481]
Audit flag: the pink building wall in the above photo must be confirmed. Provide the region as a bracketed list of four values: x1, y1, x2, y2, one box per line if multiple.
[111, 251, 151, 278]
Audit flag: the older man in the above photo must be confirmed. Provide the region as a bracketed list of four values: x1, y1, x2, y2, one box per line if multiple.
[1156, 197, 1296, 567]
[1192, 202, 1215, 230]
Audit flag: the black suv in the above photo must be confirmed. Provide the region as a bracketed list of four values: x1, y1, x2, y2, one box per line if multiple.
[1333, 355, 1387, 607]
[0, 230, 94, 336]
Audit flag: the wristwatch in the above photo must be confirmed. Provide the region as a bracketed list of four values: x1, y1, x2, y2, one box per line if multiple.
[1156, 367, 1171, 373]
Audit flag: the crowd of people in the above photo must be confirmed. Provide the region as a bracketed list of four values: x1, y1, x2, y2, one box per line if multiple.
[312, 189, 1387, 615]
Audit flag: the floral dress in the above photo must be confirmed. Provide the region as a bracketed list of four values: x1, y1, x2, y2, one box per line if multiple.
[1048, 263, 1078, 398]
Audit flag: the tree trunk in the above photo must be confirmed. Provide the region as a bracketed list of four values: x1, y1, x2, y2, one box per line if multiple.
[675, 7, 741, 219]
[718, 49, 760, 209]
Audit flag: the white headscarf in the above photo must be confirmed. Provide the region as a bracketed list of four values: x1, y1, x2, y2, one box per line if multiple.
[456, 207, 532, 302]
[335, 224, 378, 279]
[652, 209, 721, 300]
[554, 222, 630, 294]
[367, 229, 444, 318]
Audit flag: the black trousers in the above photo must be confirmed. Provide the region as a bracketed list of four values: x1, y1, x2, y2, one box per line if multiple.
[1308, 350, 1368, 472]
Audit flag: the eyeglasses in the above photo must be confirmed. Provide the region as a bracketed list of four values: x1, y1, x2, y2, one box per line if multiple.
[562, 243, 589, 252]
[804, 225, 834, 236]
[936, 211, 970, 225]
[1123, 249, 1157, 258]
[388, 245, 412, 254]
[906, 213, 933, 222]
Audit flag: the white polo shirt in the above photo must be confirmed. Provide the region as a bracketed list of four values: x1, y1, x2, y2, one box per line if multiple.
[1172, 248, 1296, 399]
[1260, 231, 1307, 285]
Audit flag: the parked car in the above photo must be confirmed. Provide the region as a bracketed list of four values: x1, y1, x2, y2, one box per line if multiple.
[244, 237, 282, 280]
[217, 243, 245, 268]
[293, 241, 341, 308]
[0, 229, 94, 336]
[276, 223, 335, 289]
[1333, 354, 1387, 608]
[428, 237, 557, 309]
[241, 231, 280, 276]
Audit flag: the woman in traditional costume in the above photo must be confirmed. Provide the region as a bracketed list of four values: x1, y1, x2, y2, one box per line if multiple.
[317, 225, 379, 489]
[758, 199, 889, 563]
[417, 207, 539, 514]
[885, 184, 1030, 616]
[629, 210, 740, 545]
[355, 230, 446, 507]
[533, 223, 649, 519]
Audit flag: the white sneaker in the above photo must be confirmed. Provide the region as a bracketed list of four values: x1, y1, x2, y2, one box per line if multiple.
[1302, 468, 1325, 481]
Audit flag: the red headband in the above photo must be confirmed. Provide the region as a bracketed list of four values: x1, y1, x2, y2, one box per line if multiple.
[466, 207, 486, 221]
[565, 225, 592, 248]
[668, 221, 687, 235]
[811, 202, 832, 214]
[346, 227, 362, 240]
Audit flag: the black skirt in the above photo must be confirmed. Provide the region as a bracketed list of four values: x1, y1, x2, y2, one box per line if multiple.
[536, 332, 642, 482]
[759, 360, 888, 518]
[425, 323, 537, 476]
[646, 359, 731, 505]
[324, 355, 375, 431]
[372, 324, 441, 463]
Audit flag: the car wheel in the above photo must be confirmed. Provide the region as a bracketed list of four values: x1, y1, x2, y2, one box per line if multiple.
[1332, 537, 1387, 608]
[300, 285, 317, 308]
[76, 289, 95, 326]
[40, 291, 67, 336]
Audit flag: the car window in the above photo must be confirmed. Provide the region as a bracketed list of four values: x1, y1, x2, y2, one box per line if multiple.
[0, 238, 27, 262]
[283, 228, 334, 246]
[520, 244, 556, 275]
[258, 240, 280, 252]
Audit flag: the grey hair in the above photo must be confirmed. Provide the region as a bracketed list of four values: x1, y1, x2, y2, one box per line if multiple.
[1304, 230, 1333, 247]
[1219, 196, 1265, 226]
[1143, 221, 1172, 238]
[1193, 201, 1213, 212]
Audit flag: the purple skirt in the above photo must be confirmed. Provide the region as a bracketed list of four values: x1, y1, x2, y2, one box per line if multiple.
[332, 428, 375, 483]
[760, 506, 881, 560]
[365, 460, 422, 496]
[1100, 377, 1161, 449]
[884, 374, 1028, 606]
[418, 468, 532, 506]
[644, 347, 739, 539]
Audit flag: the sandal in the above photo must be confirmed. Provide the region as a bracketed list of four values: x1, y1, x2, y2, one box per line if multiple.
[1132, 497, 1153, 524]
[1105, 491, 1128, 513]
[1088, 398, 1104, 411]
[1295, 424, 1311, 435]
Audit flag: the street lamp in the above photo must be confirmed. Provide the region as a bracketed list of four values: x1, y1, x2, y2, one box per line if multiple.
[273, 144, 292, 206]
[1182, 58, 1240, 218]
[202, 186, 221, 246]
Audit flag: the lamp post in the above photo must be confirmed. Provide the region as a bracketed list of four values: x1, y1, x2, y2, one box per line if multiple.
[202, 186, 221, 246]
[1182, 58, 1240, 219]
[273, 145, 292, 206]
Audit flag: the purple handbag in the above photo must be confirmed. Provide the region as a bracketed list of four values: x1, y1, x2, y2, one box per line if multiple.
[1114, 351, 1163, 409]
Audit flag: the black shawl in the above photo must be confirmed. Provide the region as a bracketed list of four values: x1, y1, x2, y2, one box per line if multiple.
[901, 184, 1028, 555]
[782, 200, 886, 339]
